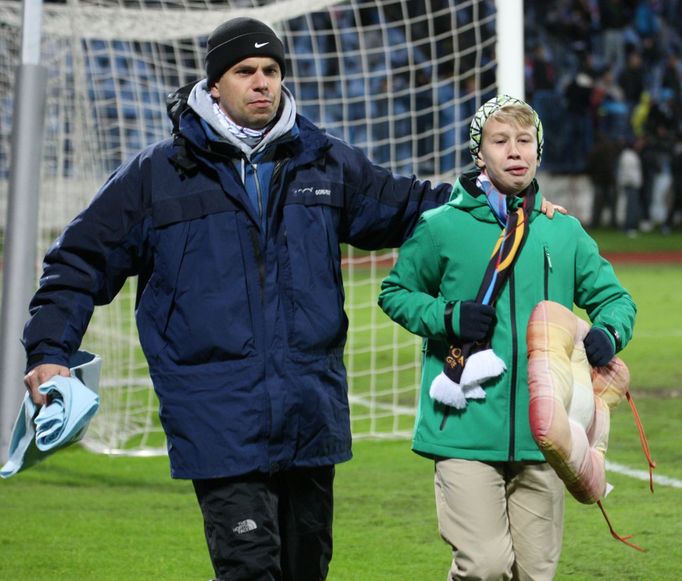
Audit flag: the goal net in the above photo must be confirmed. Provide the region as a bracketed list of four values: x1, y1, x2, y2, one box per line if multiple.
[0, 0, 497, 455]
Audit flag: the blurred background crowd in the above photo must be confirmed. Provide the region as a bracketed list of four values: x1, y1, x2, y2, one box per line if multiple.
[525, 0, 682, 234]
[3, 0, 682, 235]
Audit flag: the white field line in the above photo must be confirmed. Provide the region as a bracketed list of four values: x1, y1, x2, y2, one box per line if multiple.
[606, 460, 682, 489]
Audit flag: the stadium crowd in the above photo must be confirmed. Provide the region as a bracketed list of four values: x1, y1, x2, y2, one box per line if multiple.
[525, 0, 682, 233]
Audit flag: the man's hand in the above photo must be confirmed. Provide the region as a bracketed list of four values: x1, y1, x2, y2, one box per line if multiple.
[24, 364, 70, 406]
[541, 198, 567, 219]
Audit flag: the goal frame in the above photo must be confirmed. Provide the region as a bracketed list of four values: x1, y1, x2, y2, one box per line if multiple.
[0, 0, 524, 459]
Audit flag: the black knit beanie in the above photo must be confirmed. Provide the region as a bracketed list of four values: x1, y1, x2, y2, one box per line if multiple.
[205, 17, 287, 85]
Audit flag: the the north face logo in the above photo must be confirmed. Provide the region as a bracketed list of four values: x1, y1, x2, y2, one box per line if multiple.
[232, 519, 258, 534]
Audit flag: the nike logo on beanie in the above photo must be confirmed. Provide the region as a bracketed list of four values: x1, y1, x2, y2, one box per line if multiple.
[255, 42, 270, 48]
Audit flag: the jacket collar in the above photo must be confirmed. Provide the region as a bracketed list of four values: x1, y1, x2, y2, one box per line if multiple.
[449, 171, 542, 222]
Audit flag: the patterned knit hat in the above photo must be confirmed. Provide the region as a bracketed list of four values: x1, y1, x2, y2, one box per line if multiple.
[469, 95, 544, 163]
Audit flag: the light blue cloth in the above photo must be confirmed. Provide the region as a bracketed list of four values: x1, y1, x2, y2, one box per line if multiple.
[0, 351, 101, 478]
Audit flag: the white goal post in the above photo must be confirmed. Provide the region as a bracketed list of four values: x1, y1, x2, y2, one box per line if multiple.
[0, 0, 521, 455]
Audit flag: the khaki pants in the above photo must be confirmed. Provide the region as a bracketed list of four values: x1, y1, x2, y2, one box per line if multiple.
[434, 459, 564, 581]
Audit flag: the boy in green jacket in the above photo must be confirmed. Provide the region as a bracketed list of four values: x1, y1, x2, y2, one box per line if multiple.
[378, 95, 636, 580]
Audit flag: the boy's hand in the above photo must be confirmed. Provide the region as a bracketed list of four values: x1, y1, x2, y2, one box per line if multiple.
[584, 327, 615, 367]
[541, 198, 567, 219]
[459, 301, 496, 342]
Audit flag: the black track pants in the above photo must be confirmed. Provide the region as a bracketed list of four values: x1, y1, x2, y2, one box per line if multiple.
[193, 465, 334, 581]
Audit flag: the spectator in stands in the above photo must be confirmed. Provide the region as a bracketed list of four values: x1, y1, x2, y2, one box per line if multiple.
[617, 136, 644, 235]
[544, 0, 594, 57]
[592, 66, 629, 139]
[17, 15, 569, 581]
[638, 134, 660, 229]
[378, 95, 636, 581]
[618, 50, 646, 110]
[665, 135, 682, 233]
[562, 52, 597, 170]
[635, 0, 671, 73]
[659, 52, 682, 110]
[630, 90, 651, 137]
[527, 43, 556, 104]
[586, 132, 621, 228]
[644, 92, 677, 227]
[599, 0, 634, 74]
[633, 0, 662, 50]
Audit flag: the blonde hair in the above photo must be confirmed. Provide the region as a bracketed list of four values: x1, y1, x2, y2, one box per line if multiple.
[485, 104, 537, 134]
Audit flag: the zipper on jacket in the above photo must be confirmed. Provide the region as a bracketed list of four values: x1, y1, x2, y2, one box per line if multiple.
[249, 226, 266, 303]
[251, 162, 264, 219]
[248, 158, 287, 307]
[508, 272, 518, 461]
[267, 158, 287, 219]
[543, 245, 552, 300]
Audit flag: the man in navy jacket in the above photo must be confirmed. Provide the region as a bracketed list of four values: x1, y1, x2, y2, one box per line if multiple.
[22, 17, 559, 581]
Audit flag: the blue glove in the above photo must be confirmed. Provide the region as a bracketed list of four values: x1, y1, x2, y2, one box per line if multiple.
[458, 301, 496, 342]
[584, 327, 616, 367]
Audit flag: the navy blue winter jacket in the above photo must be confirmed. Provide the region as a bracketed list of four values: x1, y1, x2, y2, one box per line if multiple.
[23, 86, 451, 479]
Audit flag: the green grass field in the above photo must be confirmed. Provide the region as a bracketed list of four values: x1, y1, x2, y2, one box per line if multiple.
[1, 230, 681, 580]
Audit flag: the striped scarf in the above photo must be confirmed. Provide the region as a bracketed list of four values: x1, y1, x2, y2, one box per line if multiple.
[475, 174, 533, 307]
[432, 176, 535, 414]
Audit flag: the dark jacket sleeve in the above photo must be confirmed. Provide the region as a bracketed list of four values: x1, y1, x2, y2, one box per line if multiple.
[334, 140, 452, 249]
[22, 152, 152, 372]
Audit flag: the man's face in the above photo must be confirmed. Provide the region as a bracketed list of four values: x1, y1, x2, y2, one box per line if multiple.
[478, 117, 538, 195]
[210, 56, 282, 129]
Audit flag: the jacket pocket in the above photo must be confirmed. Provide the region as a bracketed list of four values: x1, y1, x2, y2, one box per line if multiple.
[281, 190, 346, 353]
[140, 210, 257, 364]
[136, 215, 190, 360]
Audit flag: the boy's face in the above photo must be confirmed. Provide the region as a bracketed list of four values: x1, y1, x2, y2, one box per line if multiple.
[477, 117, 538, 195]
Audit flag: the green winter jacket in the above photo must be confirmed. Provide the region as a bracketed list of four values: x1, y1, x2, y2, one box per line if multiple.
[378, 173, 637, 462]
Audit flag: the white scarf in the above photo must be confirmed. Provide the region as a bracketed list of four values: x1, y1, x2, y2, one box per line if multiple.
[211, 103, 274, 148]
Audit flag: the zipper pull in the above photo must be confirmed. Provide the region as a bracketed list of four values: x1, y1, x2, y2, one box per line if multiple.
[544, 246, 553, 270]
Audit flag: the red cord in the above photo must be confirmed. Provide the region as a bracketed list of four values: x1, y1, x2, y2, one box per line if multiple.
[597, 501, 646, 552]
[625, 390, 657, 493]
